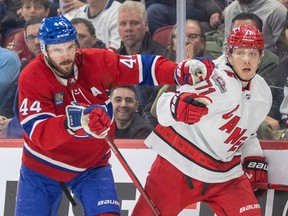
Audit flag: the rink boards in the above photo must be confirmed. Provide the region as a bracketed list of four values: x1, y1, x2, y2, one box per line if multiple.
[0, 139, 287, 216]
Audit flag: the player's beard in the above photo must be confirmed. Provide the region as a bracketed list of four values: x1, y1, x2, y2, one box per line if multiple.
[49, 58, 75, 77]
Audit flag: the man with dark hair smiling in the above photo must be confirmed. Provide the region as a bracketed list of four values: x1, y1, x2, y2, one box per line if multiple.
[110, 85, 153, 139]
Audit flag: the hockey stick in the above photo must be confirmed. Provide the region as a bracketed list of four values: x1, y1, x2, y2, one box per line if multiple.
[105, 135, 160, 216]
[254, 183, 288, 191]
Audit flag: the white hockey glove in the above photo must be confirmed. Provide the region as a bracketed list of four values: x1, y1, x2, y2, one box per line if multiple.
[174, 57, 214, 86]
[65, 102, 111, 139]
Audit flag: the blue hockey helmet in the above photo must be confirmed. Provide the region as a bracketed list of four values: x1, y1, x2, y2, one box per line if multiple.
[39, 15, 77, 45]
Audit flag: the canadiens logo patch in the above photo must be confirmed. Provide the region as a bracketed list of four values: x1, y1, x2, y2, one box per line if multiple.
[54, 92, 64, 105]
[212, 74, 226, 93]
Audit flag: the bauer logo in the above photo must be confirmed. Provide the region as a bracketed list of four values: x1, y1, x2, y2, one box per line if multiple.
[97, 199, 120, 206]
[55, 92, 64, 105]
[239, 204, 260, 213]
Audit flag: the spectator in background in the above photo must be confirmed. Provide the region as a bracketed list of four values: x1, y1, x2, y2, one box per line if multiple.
[257, 75, 288, 141]
[0, 17, 43, 138]
[146, 0, 226, 36]
[116, 0, 168, 128]
[20, 0, 50, 21]
[116, 0, 167, 56]
[223, 0, 287, 54]
[151, 19, 208, 118]
[59, 0, 86, 15]
[0, 47, 21, 119]
[4, 0, 51, 61]
[167, 19, 207, 62]
[257, 21, 288, 140]
[110, 86, 153, 139]
[273, 20, 288, 115]
[21, 17, 42, 68]
[0, 0, 21, 35]
[275, 19, 288, 61]
[65, 0, 121, 49]
[70, 17, 106, 48]
[1, 0, 58, 36]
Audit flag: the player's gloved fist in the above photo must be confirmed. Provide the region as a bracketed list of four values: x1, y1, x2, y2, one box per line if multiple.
[85, 107, 111, 139]
[174, 57, 214, 86]
[65, 102, 111, 139]
[170, 92, 210, 124]
[243, 156, 268, 198]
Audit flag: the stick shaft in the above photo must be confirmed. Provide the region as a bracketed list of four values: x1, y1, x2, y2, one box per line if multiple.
[105, 135, 160, 216]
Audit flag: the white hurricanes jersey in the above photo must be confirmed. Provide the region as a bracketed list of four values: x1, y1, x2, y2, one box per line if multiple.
[145, 60, 272, 183]
[64, 0, 121, 49]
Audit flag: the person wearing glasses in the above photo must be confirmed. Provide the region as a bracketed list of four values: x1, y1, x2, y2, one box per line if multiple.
[22, 17, 43, 68]
[150, 19, 210, 119]
[167, 19, 208, 62]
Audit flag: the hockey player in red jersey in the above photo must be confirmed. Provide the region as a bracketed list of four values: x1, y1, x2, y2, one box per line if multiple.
[14, 15, 212, 216]
[132, 25, 271, 216]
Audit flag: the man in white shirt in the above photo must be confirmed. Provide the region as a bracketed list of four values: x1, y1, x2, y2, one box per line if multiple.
[65, 0, 121, 49]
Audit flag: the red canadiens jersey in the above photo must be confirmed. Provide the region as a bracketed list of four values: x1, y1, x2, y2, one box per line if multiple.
[18, 49, 177, 182]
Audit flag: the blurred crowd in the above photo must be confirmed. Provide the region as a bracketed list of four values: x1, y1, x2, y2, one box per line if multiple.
[0, 0, 288, 141]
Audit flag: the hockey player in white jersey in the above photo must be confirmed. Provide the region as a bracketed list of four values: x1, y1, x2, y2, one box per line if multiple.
[132, 25, 272, 216]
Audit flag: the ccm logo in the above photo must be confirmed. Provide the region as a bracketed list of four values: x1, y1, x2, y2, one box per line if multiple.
[247, 162, 268, 171]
